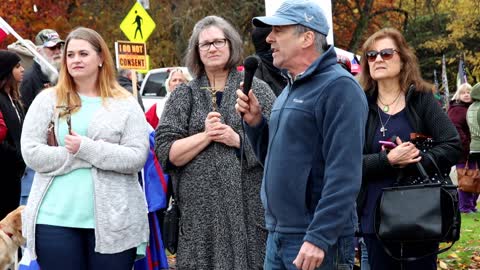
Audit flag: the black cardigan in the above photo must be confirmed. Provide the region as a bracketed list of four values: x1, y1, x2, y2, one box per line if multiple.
[0, 91, 25, 178]
[357, 85, 462, 216]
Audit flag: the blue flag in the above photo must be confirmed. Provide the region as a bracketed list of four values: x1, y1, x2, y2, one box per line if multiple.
[134, 130, 170, 270]
[143, 131, 169, 212]
[134, 212, 169, 270]
[18, 249, 41, 270]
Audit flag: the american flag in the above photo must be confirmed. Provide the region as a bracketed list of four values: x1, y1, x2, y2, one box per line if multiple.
[0, 19, 9, 42]
[441, 55, 449, 110]
[456, 55, 468, 88]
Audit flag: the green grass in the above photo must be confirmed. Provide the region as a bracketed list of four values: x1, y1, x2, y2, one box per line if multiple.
[438, 210, 480, 269]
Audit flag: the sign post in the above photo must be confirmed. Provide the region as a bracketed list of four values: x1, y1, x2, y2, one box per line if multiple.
[115, 41, 148, 97]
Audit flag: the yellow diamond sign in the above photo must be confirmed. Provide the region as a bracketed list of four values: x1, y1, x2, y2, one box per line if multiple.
[120, 2, 156, 42]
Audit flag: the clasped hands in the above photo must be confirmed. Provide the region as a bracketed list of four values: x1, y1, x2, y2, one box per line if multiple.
[386, 137, 422, 167]
[204, 112, 240, 148]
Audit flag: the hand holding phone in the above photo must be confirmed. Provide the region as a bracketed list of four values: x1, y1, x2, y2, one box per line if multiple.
[379, 140, 397, 150]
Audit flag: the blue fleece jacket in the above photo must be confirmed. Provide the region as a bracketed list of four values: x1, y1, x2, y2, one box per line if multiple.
[245, 46, 368, 254]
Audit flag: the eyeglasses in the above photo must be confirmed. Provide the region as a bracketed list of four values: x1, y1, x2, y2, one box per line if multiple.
[365, 48, 398, 62]
[198, 39, 227, 51]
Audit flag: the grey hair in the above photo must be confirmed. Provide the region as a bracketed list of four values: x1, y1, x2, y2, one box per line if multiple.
[294, 25, 327, 53]
[184, 16, 243, 78]
[452, 83, 472, 101]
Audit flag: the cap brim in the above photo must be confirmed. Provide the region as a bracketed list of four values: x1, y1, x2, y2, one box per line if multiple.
[43, 40, 65, 48]
[253, 16, 297, 28]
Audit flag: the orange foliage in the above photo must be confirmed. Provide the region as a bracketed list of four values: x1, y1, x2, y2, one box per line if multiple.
[0, 0, 79, 48]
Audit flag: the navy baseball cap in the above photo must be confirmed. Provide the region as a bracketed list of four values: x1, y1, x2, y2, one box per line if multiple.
[252, 0, 329, 36]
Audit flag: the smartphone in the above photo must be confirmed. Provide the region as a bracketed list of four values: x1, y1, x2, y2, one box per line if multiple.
[379, 140, 397, 150]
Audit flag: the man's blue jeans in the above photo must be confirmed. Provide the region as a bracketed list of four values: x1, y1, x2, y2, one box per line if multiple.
[264, 232, 355, 270]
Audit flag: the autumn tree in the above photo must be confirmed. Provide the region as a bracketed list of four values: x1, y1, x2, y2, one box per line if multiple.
[0, 0, 77, 47]
[333, 0, 408, 53]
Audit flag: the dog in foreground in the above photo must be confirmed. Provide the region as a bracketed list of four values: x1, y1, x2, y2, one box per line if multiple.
[0, 206, 25, 270]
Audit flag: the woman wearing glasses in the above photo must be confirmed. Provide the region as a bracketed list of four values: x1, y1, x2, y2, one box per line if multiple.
[155, 16, 275, 269]
[357, 28, 461, 269]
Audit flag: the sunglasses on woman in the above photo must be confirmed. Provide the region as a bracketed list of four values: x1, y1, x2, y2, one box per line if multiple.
[365, 48, 398, 62]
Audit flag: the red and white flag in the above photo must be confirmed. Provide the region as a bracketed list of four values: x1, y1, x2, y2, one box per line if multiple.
[0, 23, 9, 42]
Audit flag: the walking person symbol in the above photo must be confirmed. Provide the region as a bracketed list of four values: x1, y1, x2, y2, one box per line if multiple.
[133, 10, 143, 39]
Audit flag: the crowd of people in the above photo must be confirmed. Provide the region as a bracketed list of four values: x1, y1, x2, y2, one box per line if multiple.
[0, 0, 477, 269]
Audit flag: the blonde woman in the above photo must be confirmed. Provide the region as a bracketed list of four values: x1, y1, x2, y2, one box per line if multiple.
[146, 68, 192, 128]
[21, 27, 149, 270]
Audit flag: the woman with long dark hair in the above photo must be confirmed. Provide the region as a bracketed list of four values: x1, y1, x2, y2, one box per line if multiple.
[357, 28, 461, 270]
[0, 50, 25, 219]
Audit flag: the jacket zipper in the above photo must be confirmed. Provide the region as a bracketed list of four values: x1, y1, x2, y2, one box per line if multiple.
[264, 83, 293, 230]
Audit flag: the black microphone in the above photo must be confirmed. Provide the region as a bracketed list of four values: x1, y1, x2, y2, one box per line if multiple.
[242, 56, 259, 95]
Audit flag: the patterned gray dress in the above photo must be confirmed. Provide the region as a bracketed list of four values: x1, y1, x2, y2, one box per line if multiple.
[155, 69, 276, 269]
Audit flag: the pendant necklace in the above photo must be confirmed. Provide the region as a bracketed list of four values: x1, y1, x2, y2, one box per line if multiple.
[377, 106, 393, 137]
[377, 90, 401, 113]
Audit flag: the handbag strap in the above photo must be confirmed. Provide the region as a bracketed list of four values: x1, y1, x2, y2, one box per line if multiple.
[424, 153, 453, 185]
[168, 175, 177, 202]
[414, 162, 431, 183]
[381, 241, 455, 262]
[424, 153, 442, 174]
[462, 158, 479, 171]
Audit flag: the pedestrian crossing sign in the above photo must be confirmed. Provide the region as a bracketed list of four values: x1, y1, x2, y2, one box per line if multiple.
[120, 2, 156, 42]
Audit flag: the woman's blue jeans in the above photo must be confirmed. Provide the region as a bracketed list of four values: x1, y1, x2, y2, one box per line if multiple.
[35, 224, 136, 270]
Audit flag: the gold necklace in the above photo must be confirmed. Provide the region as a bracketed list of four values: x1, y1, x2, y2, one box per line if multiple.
[377, 90, 402, 112]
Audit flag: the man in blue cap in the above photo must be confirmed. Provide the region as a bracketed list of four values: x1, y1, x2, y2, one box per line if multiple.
[236, 1, 367, 269]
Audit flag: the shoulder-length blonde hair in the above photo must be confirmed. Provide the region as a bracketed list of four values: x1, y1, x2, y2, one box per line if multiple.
[452, 83, 472, 101]
[358, 28, 431, 93]
[56, 27, 128, 113]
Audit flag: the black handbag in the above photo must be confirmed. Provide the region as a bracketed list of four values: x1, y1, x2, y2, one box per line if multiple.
[374, 154, 461, 261]
[162, 181, 180, 254]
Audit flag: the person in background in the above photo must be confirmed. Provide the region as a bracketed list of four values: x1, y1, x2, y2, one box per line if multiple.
[21, 29, 64, 111]
[8, 39, 36, 70]
[155, 15, 276, 269]
[20, 27, 149, 270]
[465, 82, 480, 212]
[251, 26, 286, 96]
[0, 111, 7, 143]
[145, 68, 192, 129]
[448, 83, 476, 213]
[0, 50, 25, 219]
[117, 68, 145, 111]
[337, 53, 371, 270]
[357, 28, 461, 270]
[337, 54, 352, 74]
[165, 68, 193, 95]
[237, 1, 367, 269]
[19, 29, 64, 206]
